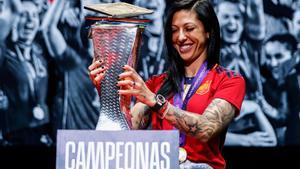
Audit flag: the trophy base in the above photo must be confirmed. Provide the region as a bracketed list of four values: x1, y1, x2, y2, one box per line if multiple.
[95, 110, 130, 130]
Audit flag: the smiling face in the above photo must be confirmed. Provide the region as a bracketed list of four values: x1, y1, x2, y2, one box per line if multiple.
[17, 1, 39, 44]
[264, 41, 292, 80]
[217, 1, 244, 44]
[172, 10, 209, 66]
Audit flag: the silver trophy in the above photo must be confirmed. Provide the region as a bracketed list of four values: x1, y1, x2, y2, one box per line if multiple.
[90, 19, 145, 130]
[85, 3, 152, 130]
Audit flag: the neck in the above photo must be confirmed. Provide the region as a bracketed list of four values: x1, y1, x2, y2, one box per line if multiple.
[184, 50, 207, 77]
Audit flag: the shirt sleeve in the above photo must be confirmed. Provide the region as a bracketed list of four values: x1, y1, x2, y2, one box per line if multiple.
[145, 73, 166, 93]
[213, 75, 246, 115]
[145, 76, 155, 92]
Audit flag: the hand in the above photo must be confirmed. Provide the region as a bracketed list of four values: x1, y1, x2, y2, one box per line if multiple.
[61, 2, 81, 28]
[244, 131, 277, 147]
[117, 65, 156, 107]
[257, 96, 279, 119]
[10, 0, 22, 14]
[88, 59, 107, 91]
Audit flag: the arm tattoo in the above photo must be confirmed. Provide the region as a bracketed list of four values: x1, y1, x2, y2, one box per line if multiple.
[137, 105, 151, 129]
[132, 103, 151, 129]
[166, 98, 235, 141]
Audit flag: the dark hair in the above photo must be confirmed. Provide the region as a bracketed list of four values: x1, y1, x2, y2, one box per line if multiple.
[265, 33, 298, 52]
[158, 0, 220, 98]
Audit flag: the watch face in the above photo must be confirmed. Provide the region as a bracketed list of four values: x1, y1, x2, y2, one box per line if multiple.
[156, 94, 166, 106]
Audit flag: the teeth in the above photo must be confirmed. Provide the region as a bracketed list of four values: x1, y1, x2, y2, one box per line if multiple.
[179, 44, 192, 53]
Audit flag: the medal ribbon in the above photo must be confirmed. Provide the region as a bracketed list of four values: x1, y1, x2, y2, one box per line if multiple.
[173, 61, 209, 146]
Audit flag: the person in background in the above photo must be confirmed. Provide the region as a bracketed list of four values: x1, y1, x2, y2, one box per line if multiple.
[41, 0, 100, 141]
[89, 0, 245, 168]
[134, 0, 166, 80]
[260, 33, 300, 145]
[263, 0, 294, 39]
[0, 0, 22, 145]
[0, 0, 52, 146]
[216, 0, 277, 147]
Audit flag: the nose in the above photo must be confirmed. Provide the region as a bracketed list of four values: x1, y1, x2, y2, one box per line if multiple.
[228, 17, 235, 25]
[178, 30, 187, 42]
[271, 56, 278, 67]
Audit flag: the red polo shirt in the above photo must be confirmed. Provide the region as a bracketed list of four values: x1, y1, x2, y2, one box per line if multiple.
[146, 65, 245, 169]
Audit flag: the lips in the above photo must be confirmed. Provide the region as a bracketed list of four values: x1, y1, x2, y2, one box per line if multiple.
[179, 44, 193, 53]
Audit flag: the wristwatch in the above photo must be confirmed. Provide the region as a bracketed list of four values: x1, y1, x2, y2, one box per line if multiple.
[151, 94, 167, 111]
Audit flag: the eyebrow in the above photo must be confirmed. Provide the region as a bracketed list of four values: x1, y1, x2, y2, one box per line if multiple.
[172, 23, 197, 27]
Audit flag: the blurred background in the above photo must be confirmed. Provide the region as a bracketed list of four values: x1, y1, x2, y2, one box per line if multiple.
[0, 0, 299, 168]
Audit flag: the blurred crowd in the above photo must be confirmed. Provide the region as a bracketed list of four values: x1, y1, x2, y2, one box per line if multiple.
[0, 0, 299, 147]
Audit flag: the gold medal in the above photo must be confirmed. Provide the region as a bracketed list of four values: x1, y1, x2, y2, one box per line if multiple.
[179, 147, 187, 164]
[33, 105, 45, 120]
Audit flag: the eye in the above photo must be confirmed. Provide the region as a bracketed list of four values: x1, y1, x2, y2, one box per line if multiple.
[185, 27, 195, 32]
[274, 53, 284, 60]
[222, 14, 229, 20]
[265, 54, 272, 60]
[171, 27, 178, 33]
[234, 15, 241, 20]
[186, 28, 195, 32]
[20, 12, 27, 17]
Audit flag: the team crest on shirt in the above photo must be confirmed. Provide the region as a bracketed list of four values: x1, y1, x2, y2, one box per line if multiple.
[196, 80, 211, 95]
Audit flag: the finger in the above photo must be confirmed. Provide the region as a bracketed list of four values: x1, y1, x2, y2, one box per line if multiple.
[256, 132, 269, 137]
[88, 60, 103, 71]
[90, 66, 106, 77]
[122, 65, 136, 72]
[119, 70, 140, 82]
[94, 72, 105, 84]
[261, 136, 275, 143]
[117, 79, 134, 87]
[258, 142, 275, 147]
[118, 89, 139, 96]
[69, 11, 78, 26]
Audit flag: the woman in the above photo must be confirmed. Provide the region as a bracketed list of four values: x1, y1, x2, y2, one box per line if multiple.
[0, 0, 51, 145]
[261, 33, 300, 145]
[89, 0, 245, 168]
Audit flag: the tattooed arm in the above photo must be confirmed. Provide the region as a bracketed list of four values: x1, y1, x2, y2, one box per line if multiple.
[163, 98, 236, 142]
[131, 102, 152, 130]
